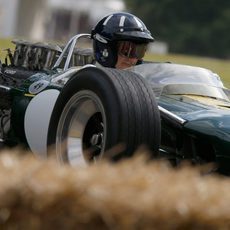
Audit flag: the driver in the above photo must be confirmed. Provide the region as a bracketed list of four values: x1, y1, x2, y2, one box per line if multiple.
[91, 12, 154, 69]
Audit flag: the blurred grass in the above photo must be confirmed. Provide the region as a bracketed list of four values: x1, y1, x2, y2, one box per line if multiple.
[0, 38, 229, 87]
[0, 38, 14, 55]
[0, 151, 230, 229]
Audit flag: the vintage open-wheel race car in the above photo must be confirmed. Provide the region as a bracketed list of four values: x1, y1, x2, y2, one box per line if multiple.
[0, 34, 230, 174]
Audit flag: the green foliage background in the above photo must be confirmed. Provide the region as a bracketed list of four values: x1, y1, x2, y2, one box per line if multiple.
[124, 0, 230, 59]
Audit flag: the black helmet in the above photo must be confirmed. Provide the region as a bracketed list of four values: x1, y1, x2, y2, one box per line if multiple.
[91, 12, 154, 67]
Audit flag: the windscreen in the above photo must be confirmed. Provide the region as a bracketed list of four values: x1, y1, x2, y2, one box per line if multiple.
[129, 63, 228, 101]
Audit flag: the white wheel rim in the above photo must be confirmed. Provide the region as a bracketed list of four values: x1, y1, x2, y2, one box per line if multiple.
[56, 90, 107, 166]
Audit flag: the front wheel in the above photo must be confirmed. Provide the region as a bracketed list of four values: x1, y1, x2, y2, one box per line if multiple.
[47, 67, 161, 166]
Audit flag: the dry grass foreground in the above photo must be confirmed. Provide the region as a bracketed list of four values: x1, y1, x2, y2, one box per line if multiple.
[0, 149, 229, 229]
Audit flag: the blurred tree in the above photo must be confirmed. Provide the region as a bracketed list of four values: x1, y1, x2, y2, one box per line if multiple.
[124, 0, 230, 58]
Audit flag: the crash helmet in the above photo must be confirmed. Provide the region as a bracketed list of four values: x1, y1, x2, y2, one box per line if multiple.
[91, 12, 154, 67]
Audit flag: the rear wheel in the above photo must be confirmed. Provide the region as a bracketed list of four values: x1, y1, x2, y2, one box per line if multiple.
[48, 66, 161, 166]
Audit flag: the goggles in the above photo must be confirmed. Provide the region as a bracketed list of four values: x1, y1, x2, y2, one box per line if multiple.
[118, 41, 147, 59]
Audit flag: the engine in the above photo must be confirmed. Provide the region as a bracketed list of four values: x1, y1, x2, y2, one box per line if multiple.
[0, 39, 95, 144]
[0, 40, 62, 143]
[2, 39, 94, 72]
[11, 39, 63, 71]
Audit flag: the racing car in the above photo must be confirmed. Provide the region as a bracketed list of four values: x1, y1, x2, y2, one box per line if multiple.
[0, 34, 230, 175]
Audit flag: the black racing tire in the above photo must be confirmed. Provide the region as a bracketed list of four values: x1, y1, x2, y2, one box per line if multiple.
[47, 66, 161, 165]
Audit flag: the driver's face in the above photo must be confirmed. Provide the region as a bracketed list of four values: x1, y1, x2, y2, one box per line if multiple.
[115, 41, 147, 69]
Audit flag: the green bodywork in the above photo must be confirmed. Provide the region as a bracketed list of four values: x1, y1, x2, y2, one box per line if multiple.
[9, 71, 61, 145]
[129, 62, 230, 175]
[159, 94, 230, 174]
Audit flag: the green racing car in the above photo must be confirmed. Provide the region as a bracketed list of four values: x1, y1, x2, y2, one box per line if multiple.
[0, 34, 230, 175]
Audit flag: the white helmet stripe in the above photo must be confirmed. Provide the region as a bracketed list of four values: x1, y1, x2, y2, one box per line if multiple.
[103, 14, 113, 26]
[133, 16, 143, 29]
[119, 15, 126, 27]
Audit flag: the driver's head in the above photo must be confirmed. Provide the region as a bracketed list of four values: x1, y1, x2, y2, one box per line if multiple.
[91, 12, 154, 69]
